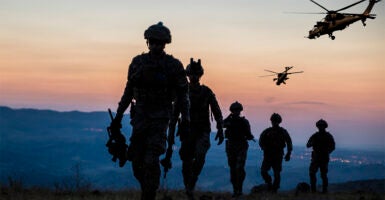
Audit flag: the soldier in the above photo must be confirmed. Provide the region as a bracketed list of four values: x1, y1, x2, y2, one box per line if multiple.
[259, 113, 292, 193]
[176, 58, 224, 199]
[224, 101, 254, 198]
[109, 22, 190, 200]
[307, 119, 335, 193]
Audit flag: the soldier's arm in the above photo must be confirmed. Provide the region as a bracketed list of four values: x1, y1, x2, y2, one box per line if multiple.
[208, 88, 224, 130]
[306, 135, 314, 148]
[115, 59, 135, 120]
[244, 118, 254, 140]
[174, 60, 190, 122]
[259, 131, 266, 149]
[284, 130, 293, 152]
[171, 101, 181, 125]
[223, 115, 232, 128]
[328, 133, 336, 154]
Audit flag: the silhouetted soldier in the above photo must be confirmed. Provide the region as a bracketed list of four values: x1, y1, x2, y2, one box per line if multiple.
[307, 119, 335, 193]
[259, 113, 292, 193]
[224, 101, 254, 198]
[110, 22, 190, 200]
[177, 58, 224, 199]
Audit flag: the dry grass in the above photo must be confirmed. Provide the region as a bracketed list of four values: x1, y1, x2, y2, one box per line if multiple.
[1, 187, 384, 200]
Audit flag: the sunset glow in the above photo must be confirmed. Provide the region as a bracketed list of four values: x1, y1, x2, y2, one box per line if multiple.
[0, 0, 384, 149]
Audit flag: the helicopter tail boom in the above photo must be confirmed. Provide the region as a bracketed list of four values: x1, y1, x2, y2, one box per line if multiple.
[363, 0, 380, 16]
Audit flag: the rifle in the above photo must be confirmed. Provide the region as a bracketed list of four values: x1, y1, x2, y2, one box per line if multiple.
[160, 118, 178, 178]
[106, 108, 128, 167]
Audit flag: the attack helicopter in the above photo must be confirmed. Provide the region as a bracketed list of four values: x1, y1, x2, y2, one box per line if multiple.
[301, 0, 381, 40]
[260, 66, 303, 86]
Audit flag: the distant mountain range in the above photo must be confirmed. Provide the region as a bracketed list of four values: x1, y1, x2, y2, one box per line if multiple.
[0, 106, 384, 192]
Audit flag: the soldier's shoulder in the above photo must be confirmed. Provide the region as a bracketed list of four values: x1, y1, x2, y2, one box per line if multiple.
[262, 127, 273, 133]
[278, 126, 287, 132]
[240, 116, 249, 122]
[132, 53, 148, 63]
[201, 85, 214, 93]
[325, 131, 334, 137]
[165, 54, 183, 66]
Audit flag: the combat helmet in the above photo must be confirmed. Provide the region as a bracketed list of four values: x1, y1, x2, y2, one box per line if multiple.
[186, 58, 204, 76]
[316, 119, 328, 128]
[230, 101, 243, 112]
[270, 113, 282, 123]
[144, 22, 172, 44]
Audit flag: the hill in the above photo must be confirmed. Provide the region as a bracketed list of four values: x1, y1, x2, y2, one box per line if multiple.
[0, 106, 384, 192]
[1, 179, 384, 200]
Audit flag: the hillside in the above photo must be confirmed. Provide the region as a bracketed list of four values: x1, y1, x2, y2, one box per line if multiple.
[0, 106, 384, 193]
[0, 179, 384, 200]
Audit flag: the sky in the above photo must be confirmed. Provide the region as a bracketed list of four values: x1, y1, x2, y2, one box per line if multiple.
[0, 0, 384, 150]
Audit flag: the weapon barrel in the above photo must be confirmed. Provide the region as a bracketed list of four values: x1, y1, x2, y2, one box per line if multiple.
[108, 108, 114, 120]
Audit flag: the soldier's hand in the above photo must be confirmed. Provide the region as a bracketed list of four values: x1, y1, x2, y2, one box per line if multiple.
[284, 152, 291, 161]
[160, 157, 172, 170]
[177, 118, 190, 141]
[247, 134, 255, 141]
[167, 126, 175, 145]
[110, 117, 122, 130]
[167, 133, 175, 146]
[215, 128, 224, 145]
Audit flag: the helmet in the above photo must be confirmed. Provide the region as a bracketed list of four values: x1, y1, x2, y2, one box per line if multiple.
[230, 101, 243, 112]
[270, 113, 282, 123]
[316, 119, 328, 128]
[186, 58, 204, 76]
[144, 22, 171, 44]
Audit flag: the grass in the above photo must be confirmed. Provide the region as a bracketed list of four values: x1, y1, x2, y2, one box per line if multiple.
[1, 174, 384, 200]
[1, 187, 384, 200]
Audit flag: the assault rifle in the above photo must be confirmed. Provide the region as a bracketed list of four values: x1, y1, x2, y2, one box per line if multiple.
[106, 108, 128, 167]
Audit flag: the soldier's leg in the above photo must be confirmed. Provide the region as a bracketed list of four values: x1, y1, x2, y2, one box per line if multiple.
[309, 161, 319, 192]
[182, 160, 193, 190]
[140, 120, 168, 200]
[179, 140, 195, 194]
[191, 133, 210, 190]
[226, 141, 237, 194]
[132, 159, 144, 187]
[130, 127, 146, 191]
[271, 156, 283, 192]
[320, 161, 329, 193]
[261, 157, 272, 189]
[235, 144, 248, 195]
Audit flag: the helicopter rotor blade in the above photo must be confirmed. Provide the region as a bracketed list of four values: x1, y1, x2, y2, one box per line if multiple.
[264, 69, 279, 74]
[259, 74, 277, 77]
[284, 11, 327, 14]
[336, 0, 366, 12]
[287, 71, 304, 75]
[310, 0, 330, 12]
[338, 12, 376, 17]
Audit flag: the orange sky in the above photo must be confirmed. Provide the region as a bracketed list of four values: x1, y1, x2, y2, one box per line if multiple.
[0, 0, 384, 149]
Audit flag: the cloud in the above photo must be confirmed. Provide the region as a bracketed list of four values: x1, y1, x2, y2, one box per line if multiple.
[285, 101, 328, 106]
[264, 96, 276, 103]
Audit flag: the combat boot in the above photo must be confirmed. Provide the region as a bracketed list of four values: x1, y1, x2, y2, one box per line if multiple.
[322, 187, 328, 194]
[141, 190, 156, 200]
[185, 188, 195, 200]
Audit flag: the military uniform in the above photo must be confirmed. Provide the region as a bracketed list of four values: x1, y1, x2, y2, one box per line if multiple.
[224, 110, 254, 197]
[259, 114, 292, 192]
[112, 22, 190, 200]
[179, 83, 223, 194]
[175, 58, 223, 198]
[307, 119, 335, 193]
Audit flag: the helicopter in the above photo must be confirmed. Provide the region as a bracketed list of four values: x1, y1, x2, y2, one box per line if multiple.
[260, 66, 304, 86]
[303, 0, 381, 40]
